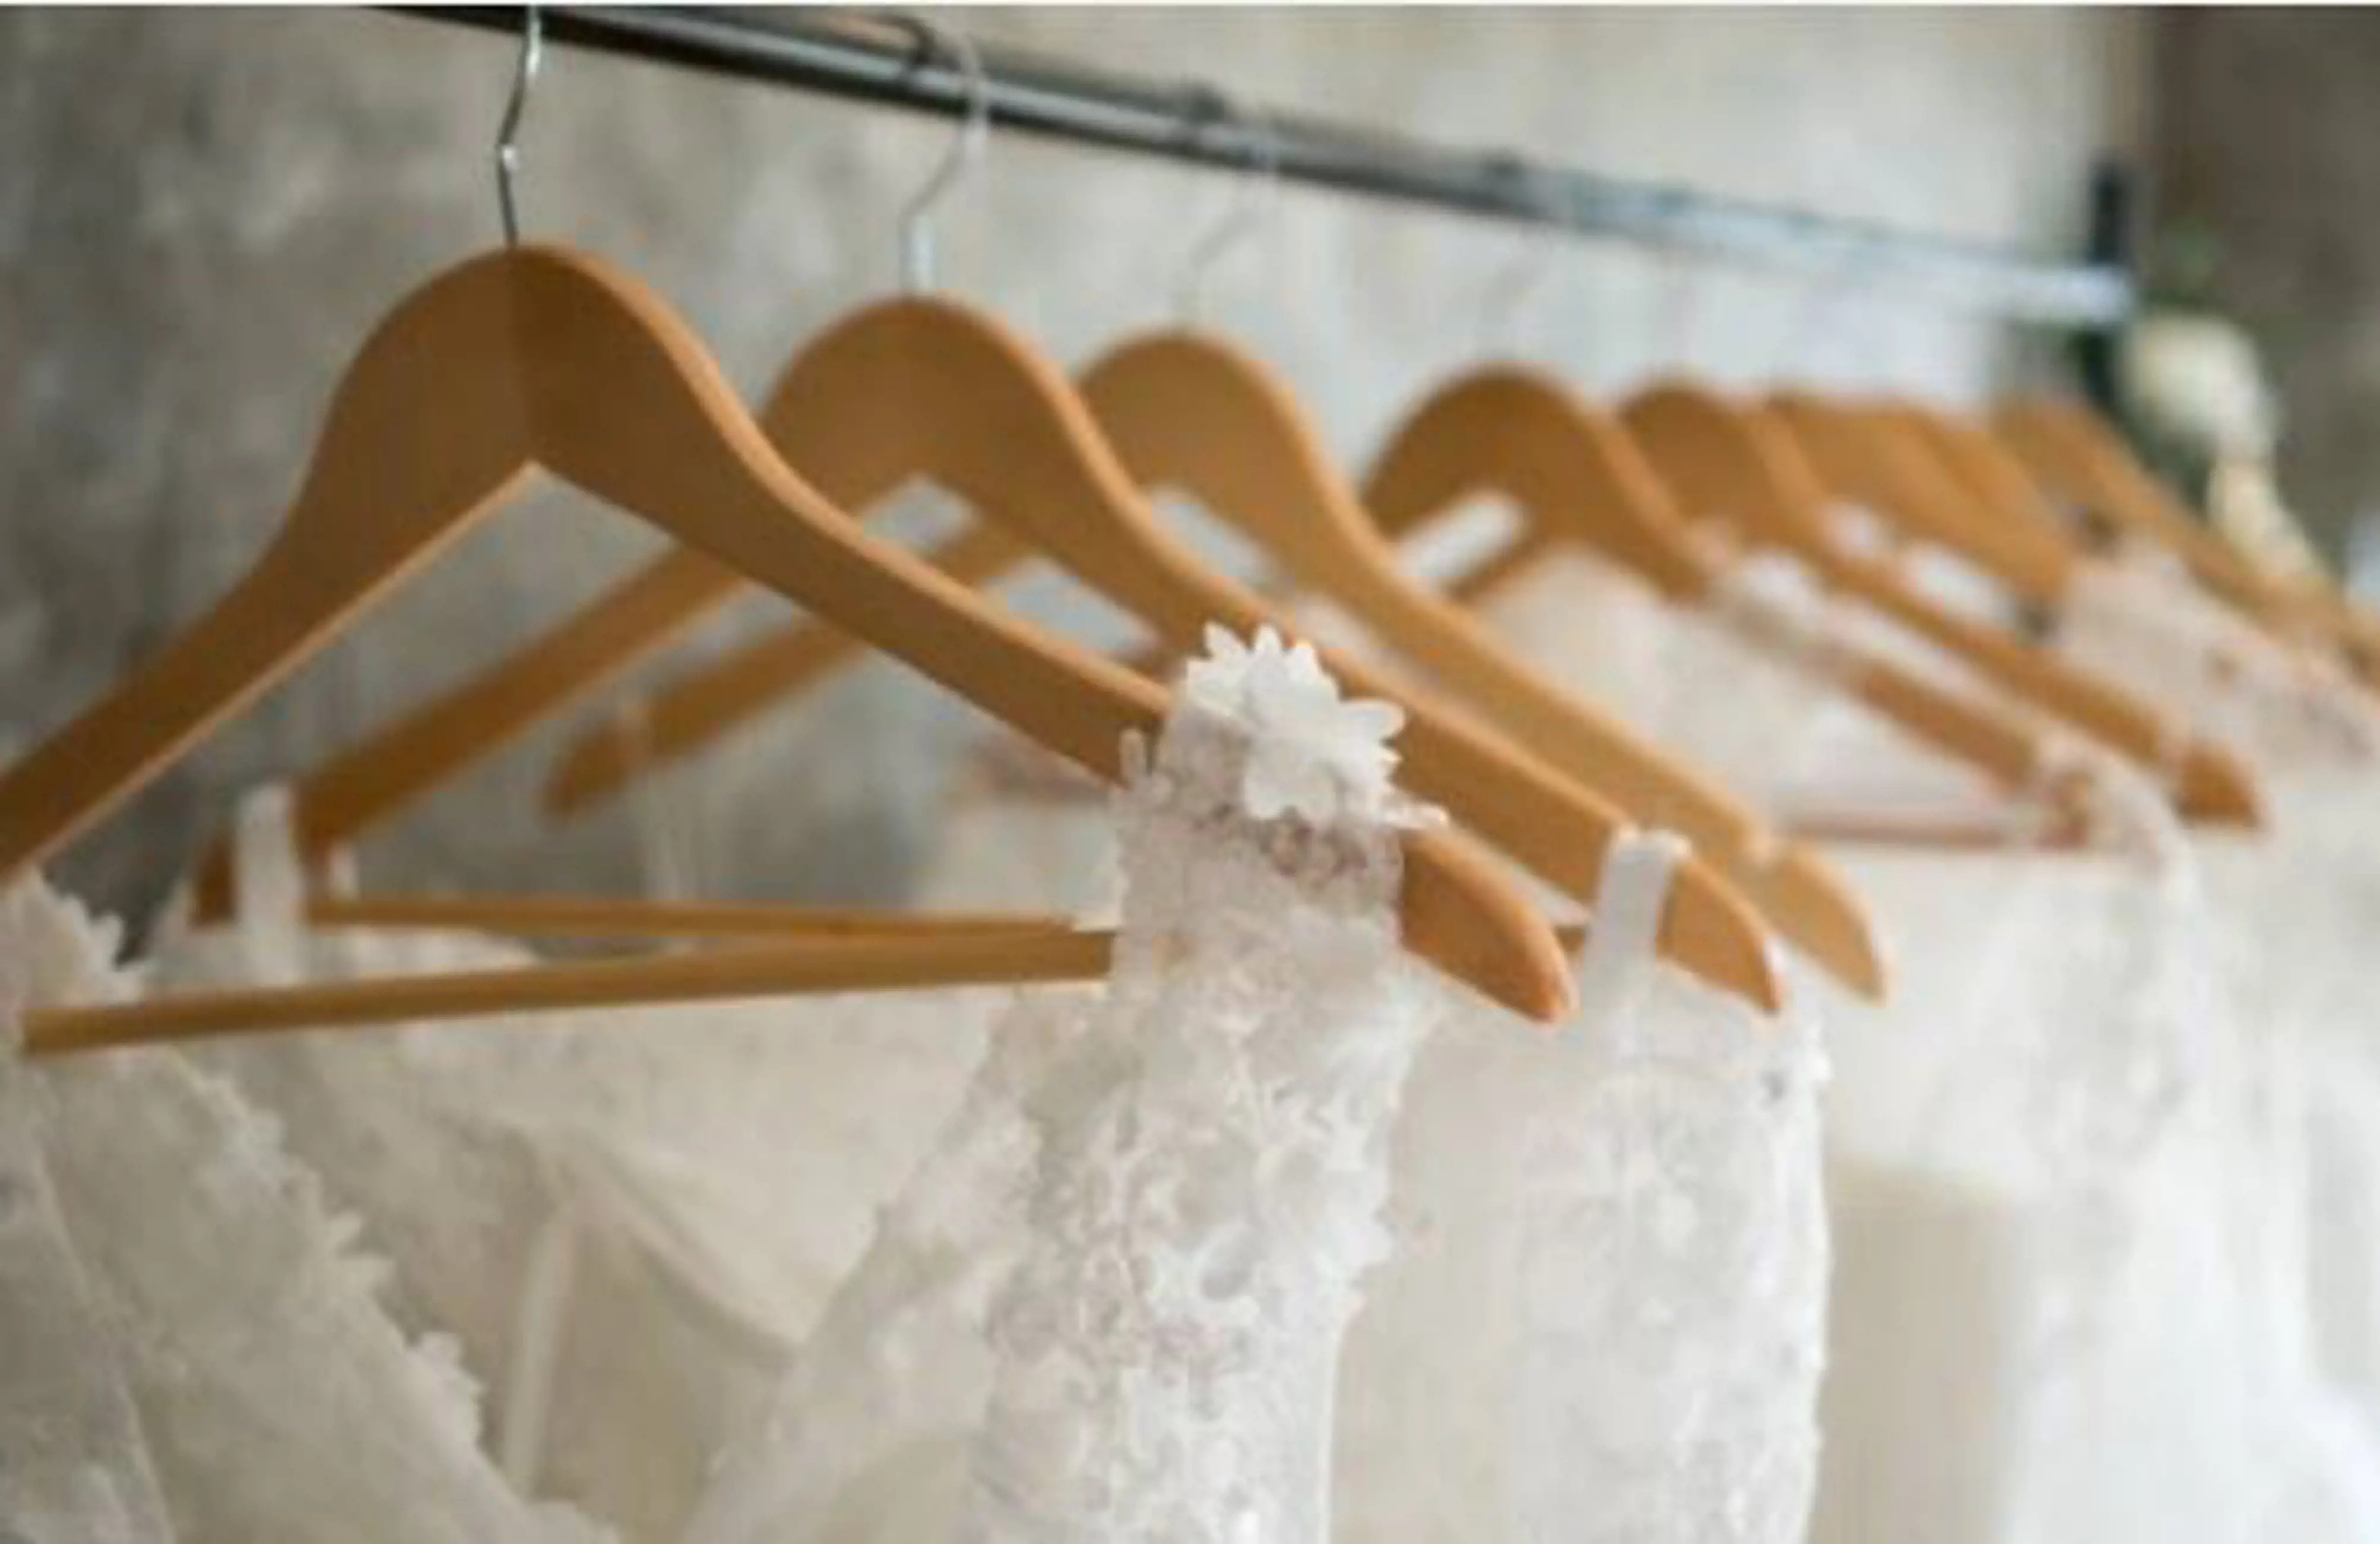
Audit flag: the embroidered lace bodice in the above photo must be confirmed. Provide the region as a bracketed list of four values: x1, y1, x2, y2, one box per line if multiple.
[688, 626, 1444, 1543]
[1339, 833, 1829, 1544]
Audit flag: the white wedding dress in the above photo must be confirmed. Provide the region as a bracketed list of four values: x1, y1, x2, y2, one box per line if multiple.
[4, 627, 1481, 1544]
[141, 786, 992, 1539]
[1338, 830, 1831, 1544]
[0, 875, 614, 1544]
[1459, 536, 2376, 1541]
[2054, 542, 2380, 1532]
[912, 616, 1837, 1544]
[688, 626, 1446, 1544]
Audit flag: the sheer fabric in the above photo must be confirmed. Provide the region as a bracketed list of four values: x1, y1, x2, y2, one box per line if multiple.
[2059, 542, 2380, 1517]
[1339, 831, 1830, 1544]
[0, 881, 177, 1544]
[1, 875, 611, 1544]
[143, 787, 1000, 1539]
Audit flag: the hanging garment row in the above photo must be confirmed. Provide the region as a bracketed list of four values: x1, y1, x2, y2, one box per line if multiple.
[8, 11, 2380, 1544]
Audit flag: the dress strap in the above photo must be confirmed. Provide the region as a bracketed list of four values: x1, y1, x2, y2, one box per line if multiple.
[1571, 828, 1691, 1032]
[230, 783, 309, 935]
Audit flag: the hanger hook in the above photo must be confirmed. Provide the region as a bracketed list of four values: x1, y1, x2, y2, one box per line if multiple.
[1476, 156, 1563, 355]
[495, 2, 543, 248]
[882, 13, 990, 294]
[1175, 87, 1282, 324]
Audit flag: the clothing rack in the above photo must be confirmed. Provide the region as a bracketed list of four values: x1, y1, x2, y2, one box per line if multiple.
[397, 5, 2135, 331]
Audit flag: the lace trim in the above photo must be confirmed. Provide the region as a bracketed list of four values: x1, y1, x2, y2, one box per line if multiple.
[0, 877, 179, 1544]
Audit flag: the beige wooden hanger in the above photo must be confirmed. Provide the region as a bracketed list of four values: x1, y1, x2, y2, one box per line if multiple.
[516, 105, 1888, 996]
[1079, 330, 1902, 993]
[1994, 398, 2278, 602]
[302, 892, 1067, 944]
[1992, 397, 2380, 678]
[1886, 402, 2099, 581]
[166, 41, 1786, 1011]
[1758, 392, 2265, 824]
[1361, 366, 2096, 838]
[8, 23, 1569, 1046]
[1766, 392, 2081, 606]
[1621, 383, 2265, 826]
[27, 912, 1598, 1058]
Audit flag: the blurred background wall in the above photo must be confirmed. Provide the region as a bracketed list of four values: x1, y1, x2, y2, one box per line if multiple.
[0, 7, 2150, 919]
[2151, 10, 2380, 575]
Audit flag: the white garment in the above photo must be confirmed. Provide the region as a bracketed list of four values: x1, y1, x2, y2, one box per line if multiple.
[1339, 831, 1830, 1544]
[693, 633, 1444, 1543]
[1, 875, 612, 1544]
[1470, 546, 2008, 828]
[5, 627, 1455, 1544]
[2055, 544, 2380, 781]
[0, 884, 177, 1544]
[145, 787, 991, 1539]
[2061, 549, 2380, 1519]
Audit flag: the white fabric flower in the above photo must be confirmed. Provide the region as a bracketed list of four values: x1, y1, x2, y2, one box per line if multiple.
[1181, 625, 1407, 825]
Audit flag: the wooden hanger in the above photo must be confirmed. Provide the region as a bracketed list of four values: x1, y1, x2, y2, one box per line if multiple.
[1073, 332, 1879, 995]
[1886, 403, 2099, 582]
[373, 287, 1782, 1008]
[148, 32, 1784, 1013]
[1, 245, 1575, 1047]
[1360, 365, 2092, 836]
[302, 892, 1070, 944]
[1992, 397, 2380, 674]
[1620, 382, 2264, 826]
[1763, 393, 2274, 823]
[1766, 392, 2081, 606]
[1994, 398, 2277, 602]
[26, 910, 1599, 1058]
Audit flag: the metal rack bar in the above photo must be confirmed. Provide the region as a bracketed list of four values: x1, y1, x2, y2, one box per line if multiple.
[396, 5, 2135, 328]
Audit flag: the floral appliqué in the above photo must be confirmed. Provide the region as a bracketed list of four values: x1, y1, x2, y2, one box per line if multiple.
[1181, 625, 1418, 828]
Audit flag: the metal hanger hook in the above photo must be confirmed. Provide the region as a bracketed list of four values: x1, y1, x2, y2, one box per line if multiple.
[495, 2, 543, 248]
[1175, 87, 1282, 324]
[882, 12, 990, 294]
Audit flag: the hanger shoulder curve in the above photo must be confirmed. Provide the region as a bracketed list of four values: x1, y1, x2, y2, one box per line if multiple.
[1080, 332, 1878, 998]
[1767, 393, 2078, 605]
[1372, 374, 2078, 827]
[1364, 365, 1716, 598]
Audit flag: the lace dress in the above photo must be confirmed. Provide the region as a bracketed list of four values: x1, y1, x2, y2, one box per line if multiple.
[1457, 538, 2342, 1537]
[0, 874, 612, 1544]
[1337, 831, 1830, 1544]
[142, 787, 995, 1540]
[1817, 743, 2380, 1543]
[2057, 544, 2380, 1492]
[689, 625, 1445, 1544]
